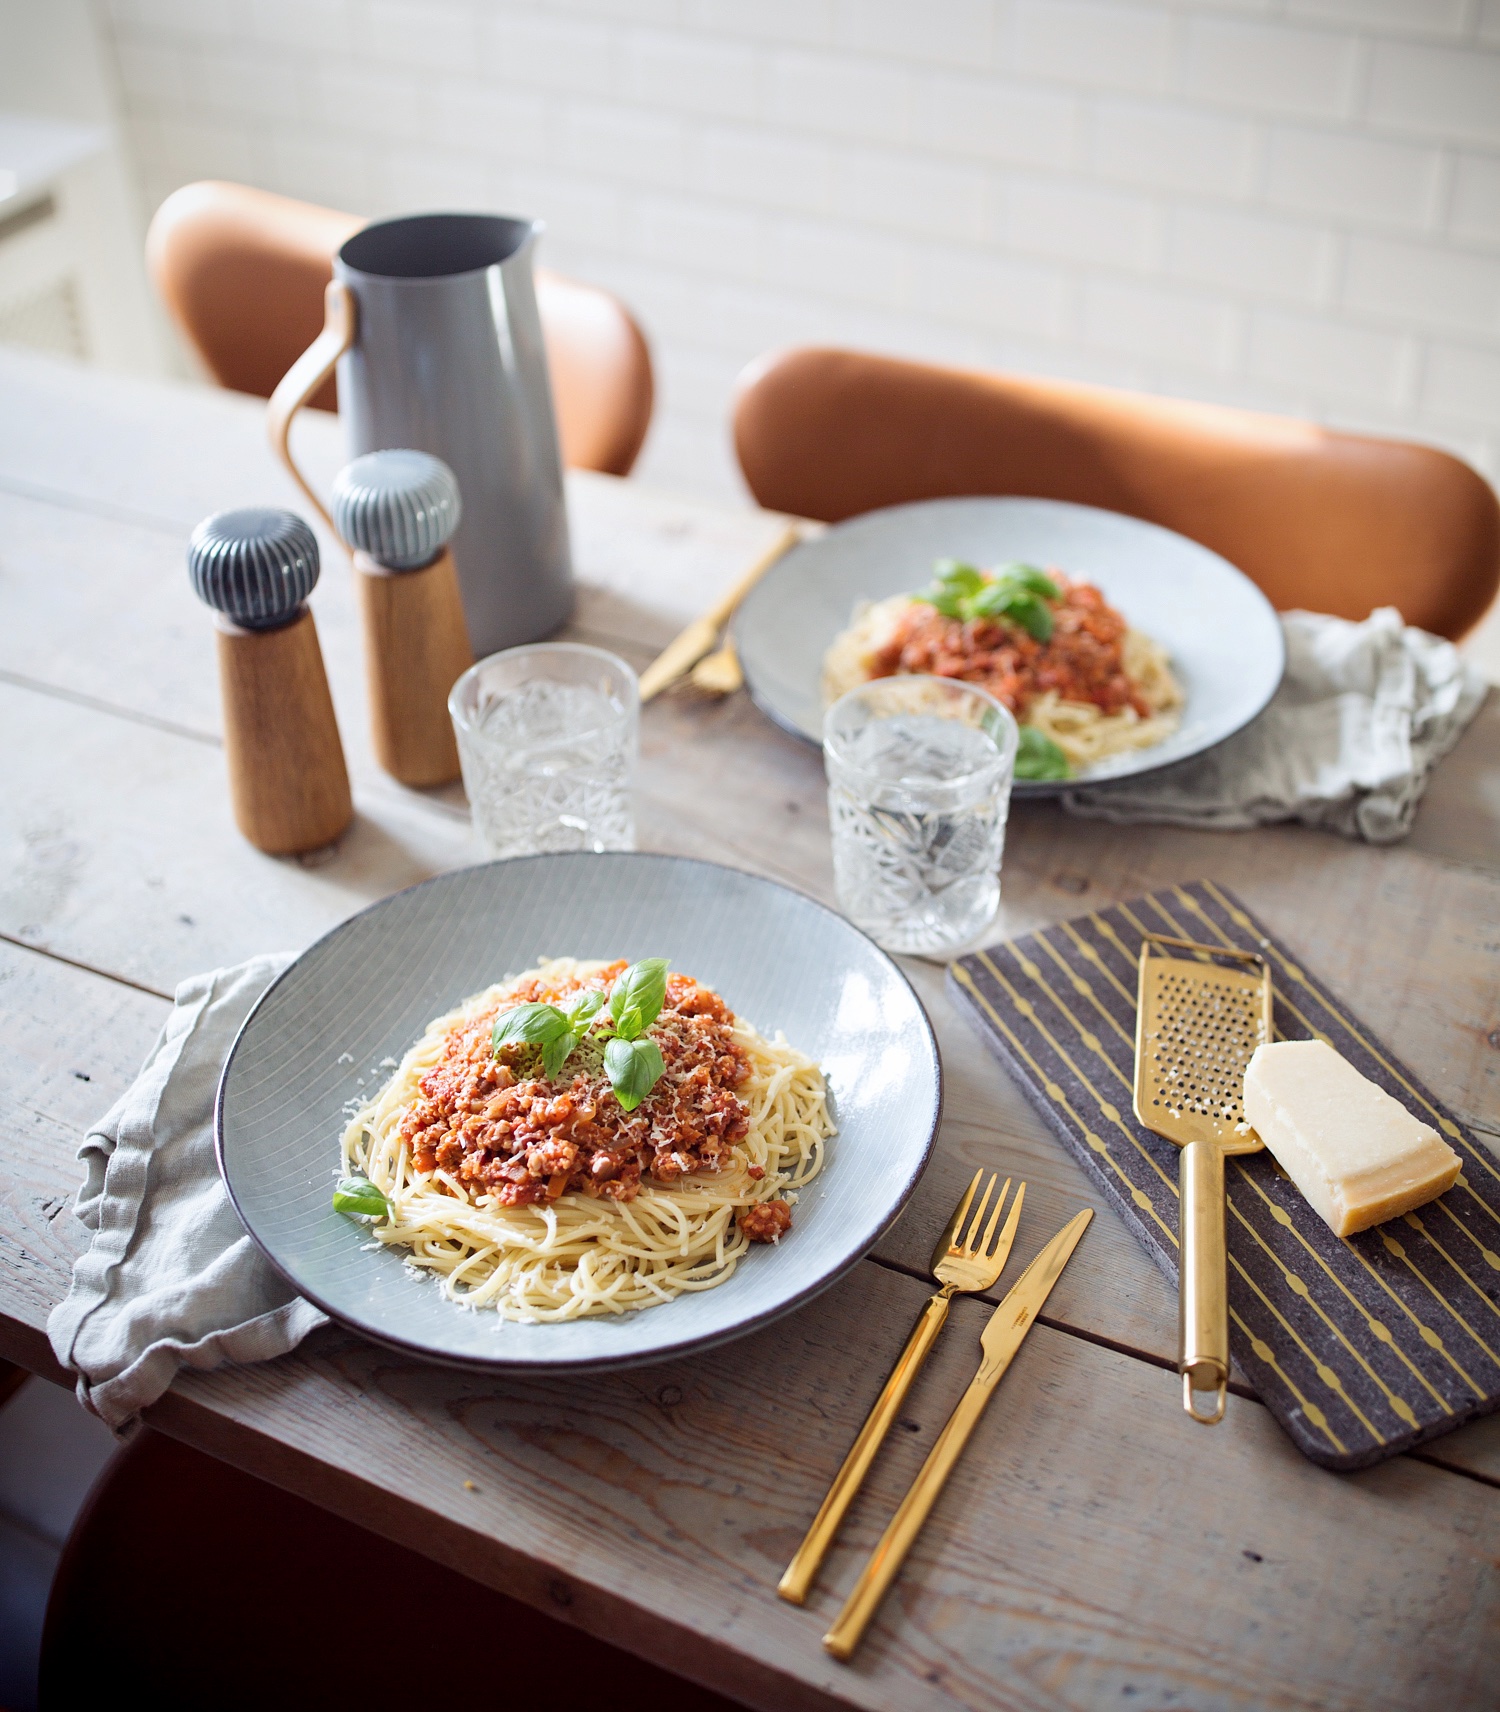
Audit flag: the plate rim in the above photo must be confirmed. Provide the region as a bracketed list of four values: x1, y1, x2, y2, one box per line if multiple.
[214, 849, 944, 1372]
[734, 493, 1287, 795]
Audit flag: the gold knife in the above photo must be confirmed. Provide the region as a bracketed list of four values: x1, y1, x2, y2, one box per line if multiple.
[637, 523, 801, 703]
[822, 1208, 1093, 1660]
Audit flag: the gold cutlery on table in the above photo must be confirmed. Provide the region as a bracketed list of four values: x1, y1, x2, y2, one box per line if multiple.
[778, 1171, 1025, 1607]
[1133, 934, 1272, 1426]
[638, 522, 801, 702]
[687, 632, 744, 695]
[822, 1207, 1093, 1660]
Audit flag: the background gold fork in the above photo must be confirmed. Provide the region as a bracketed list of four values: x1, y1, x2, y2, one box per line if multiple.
[777, 1170, 1025, 1604]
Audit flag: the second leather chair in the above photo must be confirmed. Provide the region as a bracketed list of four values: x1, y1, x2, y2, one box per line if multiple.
[733, 346, 1499, 641]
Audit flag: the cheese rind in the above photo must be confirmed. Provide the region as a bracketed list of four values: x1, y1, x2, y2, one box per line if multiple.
[1242, 1040, 1460, 1238]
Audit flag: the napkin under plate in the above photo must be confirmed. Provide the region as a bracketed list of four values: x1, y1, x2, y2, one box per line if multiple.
[1062, 608, 1487, 843]
[48, 956, 326, 1431]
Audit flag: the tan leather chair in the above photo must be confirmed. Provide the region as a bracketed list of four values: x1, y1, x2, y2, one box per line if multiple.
[733, 347, 1500, 641]
[147, 181, 654, 477]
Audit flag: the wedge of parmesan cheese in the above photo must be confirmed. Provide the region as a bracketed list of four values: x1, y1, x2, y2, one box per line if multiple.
[1243, 1040, 1460, 1238]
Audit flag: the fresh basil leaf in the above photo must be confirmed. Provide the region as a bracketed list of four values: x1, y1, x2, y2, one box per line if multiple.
[560, 988, 607, 1025]
[932, 558, 985, 595]
[492, 1001, 570, 1055]
[540, 1030, 580, 1081]
[604, 1036, 665, 1112]
[607, 959, 669, 1042]
[1014, 725, 1071, 781]
[635, 1036, 664, 1086]
[919, 561, 1060, 629]
[999, 563, 1059, 600]
[919, 583, 966, 619]
[1006, 592, 1054, 642]
[333, 1177, 390, 1219]
[965, 579, 1016, 619]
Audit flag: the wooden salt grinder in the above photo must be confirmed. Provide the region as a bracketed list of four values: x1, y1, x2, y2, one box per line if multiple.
[188, 508, 353, 855]
[331, 450, 472, 789]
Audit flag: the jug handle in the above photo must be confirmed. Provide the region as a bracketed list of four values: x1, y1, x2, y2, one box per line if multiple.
[267, 279, 357, 538]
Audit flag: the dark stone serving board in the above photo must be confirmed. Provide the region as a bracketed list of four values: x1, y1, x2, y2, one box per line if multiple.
[948, 879, 1500, 1470]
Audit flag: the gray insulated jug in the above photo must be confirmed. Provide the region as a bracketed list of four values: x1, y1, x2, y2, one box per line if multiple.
[269, 211, 573, 656]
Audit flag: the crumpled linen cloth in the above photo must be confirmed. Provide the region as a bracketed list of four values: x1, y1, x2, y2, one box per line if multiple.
[1061, 608, 1488, 844]
[48, 954, 327, 1432]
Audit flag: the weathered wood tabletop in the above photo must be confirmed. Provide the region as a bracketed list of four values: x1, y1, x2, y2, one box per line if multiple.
[3, 347, 1498, 1712]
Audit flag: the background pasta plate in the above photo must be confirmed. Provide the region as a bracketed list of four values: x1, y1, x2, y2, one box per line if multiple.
[734, 496, 1286, 794]
[217, 853, 941, 1371]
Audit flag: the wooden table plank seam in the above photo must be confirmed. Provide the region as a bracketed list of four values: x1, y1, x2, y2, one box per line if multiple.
[0, 468, 198, 535]
[1409, 1443, 1500, 1490]
[2, 929, 176, 1002]
[0, 665, 222, 748]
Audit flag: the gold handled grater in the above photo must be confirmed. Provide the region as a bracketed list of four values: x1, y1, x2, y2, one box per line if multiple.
[1134, 934, 1272, 1424]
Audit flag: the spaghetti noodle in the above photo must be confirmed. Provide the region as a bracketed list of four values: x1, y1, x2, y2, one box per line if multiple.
[340, 959, 833, 1322]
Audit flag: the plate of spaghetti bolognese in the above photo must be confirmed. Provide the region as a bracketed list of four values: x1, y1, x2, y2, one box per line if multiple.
[216, 853, 940, 1371]
[734, 497, 1284, 790]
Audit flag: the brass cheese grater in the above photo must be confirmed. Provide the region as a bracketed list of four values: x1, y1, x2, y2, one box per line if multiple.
[1134, 934, 1272, 1425]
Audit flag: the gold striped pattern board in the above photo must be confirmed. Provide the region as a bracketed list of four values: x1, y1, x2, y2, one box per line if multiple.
[947, 879, 1500, 1470]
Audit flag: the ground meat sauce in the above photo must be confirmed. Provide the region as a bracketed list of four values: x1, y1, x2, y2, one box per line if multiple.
[399, 965, 791, 1238]
[737, 1199, 792, 1243]
[871, 574, 1150, 720]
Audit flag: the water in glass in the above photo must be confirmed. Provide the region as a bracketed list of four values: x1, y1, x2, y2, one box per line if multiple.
[825, 681, 1015, 955]
[451, 644, 637, 859]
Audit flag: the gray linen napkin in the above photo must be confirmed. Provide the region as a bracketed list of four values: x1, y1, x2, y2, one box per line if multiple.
[48, 954, 327, 1431]
[1061, 608, 1488, 844]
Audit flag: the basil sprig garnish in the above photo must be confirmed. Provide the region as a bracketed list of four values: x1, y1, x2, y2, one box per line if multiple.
[1014, 725, 1071, 781]
[604, 1035, 665, 1113]
[606, 957, 668, 1040]
[333, 1176, 390, 1219]
[491, 1000, 579, 1080]
[918, 559, 1059, 642]
[491, 959, 670, 1110]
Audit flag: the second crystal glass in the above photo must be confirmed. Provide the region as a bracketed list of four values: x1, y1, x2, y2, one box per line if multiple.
[824, 676, 1018, 955]
[449, 643, 638, 858]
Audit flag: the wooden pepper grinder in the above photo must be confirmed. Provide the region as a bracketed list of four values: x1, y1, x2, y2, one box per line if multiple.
[188, 508, 354, 855]
[331, 450, 473, 789]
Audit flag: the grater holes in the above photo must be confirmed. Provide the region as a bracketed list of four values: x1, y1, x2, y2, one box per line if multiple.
[1144, 969, 1263, 1122]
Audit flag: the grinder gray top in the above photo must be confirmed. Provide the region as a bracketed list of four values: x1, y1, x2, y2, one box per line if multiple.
[332, 449, 462, 570]
[187, 508, 319, 629]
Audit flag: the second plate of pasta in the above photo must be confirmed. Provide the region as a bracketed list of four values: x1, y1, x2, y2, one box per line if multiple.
[735, 496, 1285, 792]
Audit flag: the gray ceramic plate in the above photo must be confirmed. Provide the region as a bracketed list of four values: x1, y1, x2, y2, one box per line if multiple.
[734, 497, 1285, 794]
[217, 854, 941, 1371]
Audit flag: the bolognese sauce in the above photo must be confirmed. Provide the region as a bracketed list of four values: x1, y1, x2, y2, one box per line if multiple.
[870, 574, 1151, 721]
[398, 965, 790, 1229]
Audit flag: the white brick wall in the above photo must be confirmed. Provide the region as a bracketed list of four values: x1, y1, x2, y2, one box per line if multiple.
[101, 0, 1500, 507]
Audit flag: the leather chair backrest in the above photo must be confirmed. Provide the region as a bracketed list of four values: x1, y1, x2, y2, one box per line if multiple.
[733, 347, 1500, 641]
[147, 180, 654, 478]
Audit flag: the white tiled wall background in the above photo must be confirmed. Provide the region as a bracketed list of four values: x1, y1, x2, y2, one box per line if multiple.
[101, 0, 1500, 505]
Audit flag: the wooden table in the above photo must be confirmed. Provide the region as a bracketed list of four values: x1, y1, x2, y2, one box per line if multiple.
[3, 347, 1498, 1712]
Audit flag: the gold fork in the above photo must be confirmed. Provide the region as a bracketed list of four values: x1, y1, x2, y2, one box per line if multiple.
[823, 1207, 1092, 1658]
[638, 522, 801, 702]
[777, 1171, 1025, 1605]
[688, 632, 743, 695]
